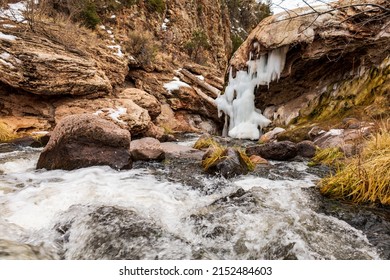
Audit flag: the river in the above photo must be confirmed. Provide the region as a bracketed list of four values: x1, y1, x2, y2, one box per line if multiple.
[0, 136, 388, 260]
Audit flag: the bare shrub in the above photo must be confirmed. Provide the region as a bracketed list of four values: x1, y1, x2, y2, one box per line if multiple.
[125, 30, 159, 66]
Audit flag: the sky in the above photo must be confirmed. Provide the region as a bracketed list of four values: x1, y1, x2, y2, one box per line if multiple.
[268, 0, 333, 14]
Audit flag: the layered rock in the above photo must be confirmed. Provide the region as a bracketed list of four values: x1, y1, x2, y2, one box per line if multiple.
[0, 24, 127, 96]
[37, 114, 132, 170]
[0, 0, 238, 140]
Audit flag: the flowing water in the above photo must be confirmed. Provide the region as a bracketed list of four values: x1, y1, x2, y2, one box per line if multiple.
[0, 137, 387, 260]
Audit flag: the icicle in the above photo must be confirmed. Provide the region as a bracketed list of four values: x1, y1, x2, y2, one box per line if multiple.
[215, 46, 289, 140]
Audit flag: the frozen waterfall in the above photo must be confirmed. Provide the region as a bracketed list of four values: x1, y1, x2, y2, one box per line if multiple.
[216, 46, 289, 140]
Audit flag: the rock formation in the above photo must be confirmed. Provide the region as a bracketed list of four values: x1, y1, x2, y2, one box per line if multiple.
[225, 0, 389, 132]
[1, 0, 235, 140]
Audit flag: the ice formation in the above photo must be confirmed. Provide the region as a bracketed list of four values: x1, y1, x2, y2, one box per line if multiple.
[215, 46, 289, 140]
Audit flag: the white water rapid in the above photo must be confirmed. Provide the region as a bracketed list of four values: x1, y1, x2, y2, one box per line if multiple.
[0, 138, 382, 260]
[216, 46, 289, 140]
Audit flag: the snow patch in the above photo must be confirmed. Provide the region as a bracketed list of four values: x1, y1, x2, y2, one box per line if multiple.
[0, 52, 11, 60]
[0, 52, 18, 68]
[163, 77, 191, 93]
[0, 31, 18, 41]
[94, 107, 127, 124]
[109, 107, 127, 124]
[215, 46, 289, 140]
[161, 18, 170, 31]
[1, 24, 17, 29]
[196, 75, 205, 81]
[0, 58, 14, 68]
[0, 1, 27, 23]
[107, 45, 124, 58]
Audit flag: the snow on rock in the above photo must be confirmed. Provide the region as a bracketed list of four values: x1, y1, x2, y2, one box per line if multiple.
[163, 77, 191, 93]
[108, 45, 124, 58]
[0, 31, 18, 41]
[161, 18, 170, 31]
[0, 52, 11, 60]
[215, 46, 289, 140]
[109, 107, 127, 124]
[1, 24, 17, 29]
[94, 107, 127, 124]
[0, 1, 27, 23]
[0, 58, 14, 68]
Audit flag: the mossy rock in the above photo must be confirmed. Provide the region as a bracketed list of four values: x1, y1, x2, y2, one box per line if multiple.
[202, 147, 253, 178]
[276, 125, 314, 143]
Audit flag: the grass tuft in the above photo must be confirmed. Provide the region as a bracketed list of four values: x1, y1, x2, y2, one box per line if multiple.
[0, 121, 16, 143]
[319, 123, 390, 205]
[308, 147, 344, 167]
[193, 137, 220, 150]
[237, 148, 255, 172]
[201, 145, 226, 171]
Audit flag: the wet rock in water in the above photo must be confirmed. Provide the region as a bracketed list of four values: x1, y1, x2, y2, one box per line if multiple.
[246, 141, 298, 161]
[317, 199, 390, 260]
[249, 155, 269, 165]
[130, 137, 165, 161]
[161, 142, 204, 160]
[0, 143, 17, 153]
[260, 127, 286, 143]
[57, 206, 192, 260]
[297, 140, 317, 158]
[37, 114, 132, 170]
[0, 240, 57, 260]
[10, 136, 45, 148]
[203, 147, 250, 178]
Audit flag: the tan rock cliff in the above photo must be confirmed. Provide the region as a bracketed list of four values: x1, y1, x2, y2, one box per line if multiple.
[228, 0, 390, 128]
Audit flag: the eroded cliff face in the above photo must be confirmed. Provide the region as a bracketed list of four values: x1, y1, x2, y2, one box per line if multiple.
[0, 0, 234, 140]
[227, 0, 389, 130]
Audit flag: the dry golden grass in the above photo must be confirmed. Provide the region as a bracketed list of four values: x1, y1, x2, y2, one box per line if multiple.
[201, 145, 226, 171]
[237, 148, 255, 172]
[197, 138, 255, 172]
[320, 123, 390, 205]
[193, 137, 220, 150]
[309, 147, 345, 167]
[0, 121, 16, 143]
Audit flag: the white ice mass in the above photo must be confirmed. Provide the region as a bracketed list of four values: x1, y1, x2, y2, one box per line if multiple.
[215, 46, 289, 140]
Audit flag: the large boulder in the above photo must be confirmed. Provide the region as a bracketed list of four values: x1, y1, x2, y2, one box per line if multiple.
[246, 141, 298, 161]
[36, 114, 131, 170]
[54, 97, 151, 136]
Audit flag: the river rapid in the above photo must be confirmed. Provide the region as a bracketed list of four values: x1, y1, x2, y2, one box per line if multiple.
[0, 136, 389, 260]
